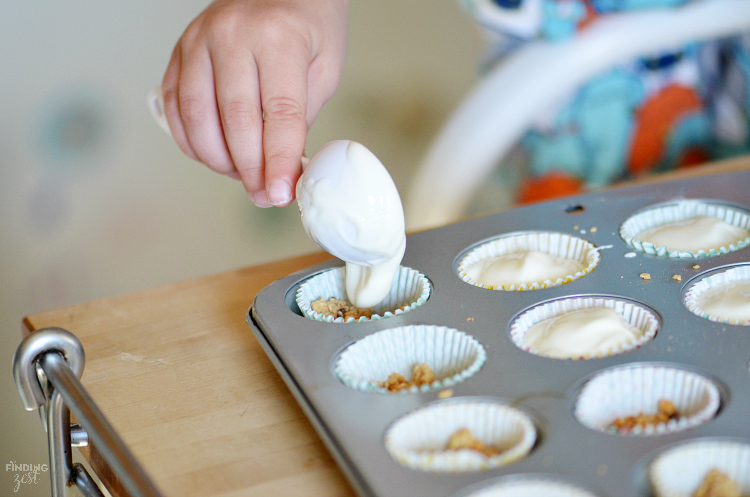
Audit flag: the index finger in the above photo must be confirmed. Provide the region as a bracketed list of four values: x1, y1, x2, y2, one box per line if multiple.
[257, 34, 310, 207]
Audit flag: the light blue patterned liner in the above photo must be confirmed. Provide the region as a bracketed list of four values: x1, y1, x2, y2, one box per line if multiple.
[683, 264, 750, 326]
[296, 266, 431, 323]
[334, 324, 486, 393]
[620, 200, 750, 258]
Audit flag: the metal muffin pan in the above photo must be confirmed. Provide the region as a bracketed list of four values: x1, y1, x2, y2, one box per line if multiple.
[247, 170, 750, 497]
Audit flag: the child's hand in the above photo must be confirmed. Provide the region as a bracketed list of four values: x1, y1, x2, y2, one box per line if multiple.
[162, 0, 348, 207]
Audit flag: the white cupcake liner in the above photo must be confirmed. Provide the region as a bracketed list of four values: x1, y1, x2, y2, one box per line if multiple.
[296, 266, 431, 323]
[457, 232, 600, 291]
[383, 400, 536, 473]
[620, 200, 750, 258]
[650, 439, 750, 497]
[684, 265, 750, 326]
[334, 325, 486, 394]
[463, 478, 599, 497]
[574, 364, 721, 436]
[509, 296, 659, 360]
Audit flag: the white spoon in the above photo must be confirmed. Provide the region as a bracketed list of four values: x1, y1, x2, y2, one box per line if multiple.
[296, 140, 406, 308]
[146, 93, 405, 306]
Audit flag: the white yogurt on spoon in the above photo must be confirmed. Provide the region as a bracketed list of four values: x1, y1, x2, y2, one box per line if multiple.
[296, 141, 406, 308]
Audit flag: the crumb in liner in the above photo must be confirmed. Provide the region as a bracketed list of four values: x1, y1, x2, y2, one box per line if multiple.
[693, 468, 740, 497]
[445, 428, 502, 457]
[380, 363, 435, 392]
[611, 399, 678, 431]
[311, 297, 373, 320]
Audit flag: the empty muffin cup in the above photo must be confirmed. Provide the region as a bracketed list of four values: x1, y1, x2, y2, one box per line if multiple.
[462, 478, 599, 497]
[574, 364, 720, 436]
[509, 296, 659, 360]
[457, 232, 600, 291]
[619, 200, 750, 258]
[296, 266, 431, 323]
[650, 439, 750, 497]
[383, 400, 536, 473]
[334, 324, 486, 393]
[684, 264, 750, 326]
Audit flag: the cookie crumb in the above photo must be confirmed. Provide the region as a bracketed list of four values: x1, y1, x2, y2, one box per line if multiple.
[437, 389, 453, 399]
[573, 225, 579, 230]
[590, 227, 597, 233]
[672, 274, 682, 281]
[693, 264, 701, 270]
[446, 428, 501, 457]
[693, 468, 740, 497]
[466, 317, 474, 322]
[380, 363, 435, 392]
[311, 297, 373, 320]
[611, 399, 678, 431]
[640, 273, 651, 280]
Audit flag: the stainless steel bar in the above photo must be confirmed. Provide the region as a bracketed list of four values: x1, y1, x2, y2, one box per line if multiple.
[46, 388, 73, 497]
[71, 463, 106, 497]
[70, 423, 89, 447]
[39, 352, 162, 497]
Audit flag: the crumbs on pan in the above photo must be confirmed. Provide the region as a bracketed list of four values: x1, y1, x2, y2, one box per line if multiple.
[611, 399, 678, 432]
[466, 317, 474, 322]
[437, 389, 453, 399]
[311, 297, 373, 320]
[380, 363, 435, 392]
[693, 264, 701, 270]
[640, 273, 651, 280]
[590, 227, 597, 233]
[672, 274, 682, 281]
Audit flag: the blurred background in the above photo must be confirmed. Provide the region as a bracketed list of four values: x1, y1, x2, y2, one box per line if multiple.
[0, 1, 482, 495]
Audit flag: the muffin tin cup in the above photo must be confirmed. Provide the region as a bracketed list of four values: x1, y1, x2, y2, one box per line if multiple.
[461, 478, 599, 497]
[619, 200, 750, 258]
[334, 325, 486, 394]
[650, 439, 750, 496]
[574, 364, 721, 436]
[296, 265, 431, 322]
[684, 264, 750, 326]
[508, 296, 659, 360]
[383, 400, 536, 473]
[457, 232, 600, 291]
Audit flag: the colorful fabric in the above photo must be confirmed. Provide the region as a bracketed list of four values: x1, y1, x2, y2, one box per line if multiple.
[461, 0, 750, 203]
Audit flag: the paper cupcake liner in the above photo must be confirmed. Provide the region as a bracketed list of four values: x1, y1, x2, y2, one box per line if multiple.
[462, 478, 599, 497]
[684, 264, 750, 326]
[650, 439, 750, 497]
[509, 296, 659, 360]
[457, 232, 600, 291]
[334, 325, 486, 394]
[296, 266, 431, 323]
[383, 400, 536, 473]
[619, 200, 750, 258]
[574, 364, 721, 436]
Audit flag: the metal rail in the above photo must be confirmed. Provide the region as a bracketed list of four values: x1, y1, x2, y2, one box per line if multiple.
[13, 327, 163, 497]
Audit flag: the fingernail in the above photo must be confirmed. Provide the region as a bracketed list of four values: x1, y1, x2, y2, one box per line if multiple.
[251, 191, 272, 208]
[268, 180, 292, 206]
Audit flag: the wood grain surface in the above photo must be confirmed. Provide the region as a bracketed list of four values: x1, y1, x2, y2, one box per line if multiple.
[22, 155, 750, 496]
[23, 251, 354, 497]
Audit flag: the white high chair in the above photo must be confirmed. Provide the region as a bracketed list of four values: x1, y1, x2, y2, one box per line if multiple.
[405, 0, 750, 231]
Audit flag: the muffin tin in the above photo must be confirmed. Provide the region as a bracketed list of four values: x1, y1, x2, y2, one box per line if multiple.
[247, 170, 750, 497]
